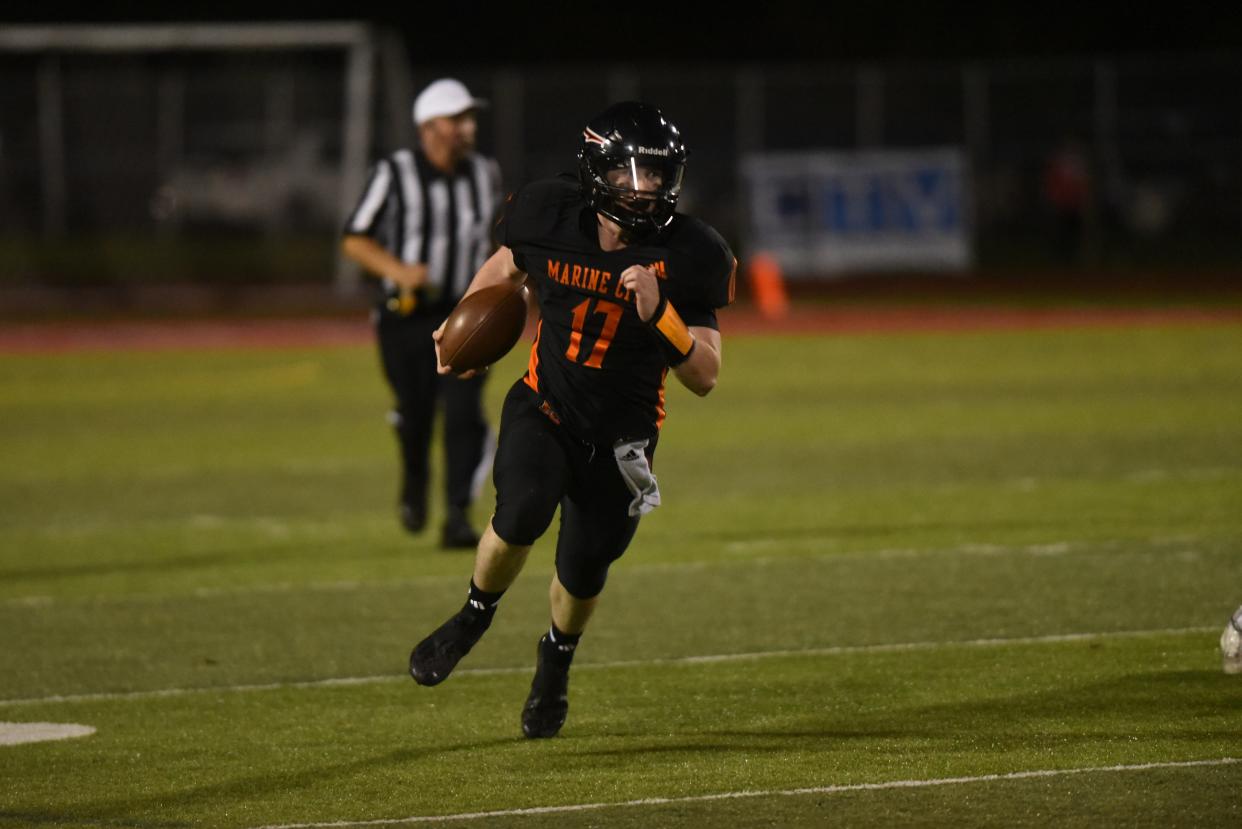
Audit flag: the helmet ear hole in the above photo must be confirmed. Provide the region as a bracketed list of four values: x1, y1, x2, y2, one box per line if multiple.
[578, 102, 686, 235]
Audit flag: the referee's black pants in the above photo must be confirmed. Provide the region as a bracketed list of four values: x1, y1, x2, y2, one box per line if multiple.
[377, 313, 490, 516]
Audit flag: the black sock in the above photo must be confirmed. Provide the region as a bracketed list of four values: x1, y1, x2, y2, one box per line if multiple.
[466, 580, 504, 618]
[543, 622, 581, 665]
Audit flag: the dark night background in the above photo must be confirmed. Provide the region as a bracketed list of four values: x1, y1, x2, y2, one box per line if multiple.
[5, 3, 1242, 64]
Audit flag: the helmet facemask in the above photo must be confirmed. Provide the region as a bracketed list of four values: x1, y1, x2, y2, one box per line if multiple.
[583, 154, 684, 234]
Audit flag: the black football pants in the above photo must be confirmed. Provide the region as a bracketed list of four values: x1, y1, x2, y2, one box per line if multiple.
[490, 381, 654, 599]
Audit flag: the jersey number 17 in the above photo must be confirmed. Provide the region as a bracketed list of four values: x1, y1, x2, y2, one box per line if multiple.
[565, 298, 624, 369]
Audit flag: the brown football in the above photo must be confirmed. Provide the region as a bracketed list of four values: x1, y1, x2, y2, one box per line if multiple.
[439, 281, 530, 373]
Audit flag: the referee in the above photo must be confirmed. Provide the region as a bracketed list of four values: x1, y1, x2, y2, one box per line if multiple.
[342, 78, 502, 549]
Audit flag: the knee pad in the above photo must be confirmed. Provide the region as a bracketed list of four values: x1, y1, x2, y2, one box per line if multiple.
[554, 555, 610, 600]
[491, 488, 559, 546]
[553, 503, 639, 599]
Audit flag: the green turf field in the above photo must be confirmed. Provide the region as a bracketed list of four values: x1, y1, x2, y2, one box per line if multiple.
[2, 320, 1241, 827]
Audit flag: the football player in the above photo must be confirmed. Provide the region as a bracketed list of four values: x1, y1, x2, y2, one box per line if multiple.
[408, 102, 736, 738]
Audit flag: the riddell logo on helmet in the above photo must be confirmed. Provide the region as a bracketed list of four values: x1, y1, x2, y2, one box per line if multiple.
[638, 146, 670, 156]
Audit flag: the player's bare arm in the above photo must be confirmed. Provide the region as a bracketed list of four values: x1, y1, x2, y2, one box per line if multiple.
[433, 245, 527, 376]
[458, 245, 525, 299]
[621, 264, 720, 396]
[341, 234, 427, 289]
[675, 326, 721, 396]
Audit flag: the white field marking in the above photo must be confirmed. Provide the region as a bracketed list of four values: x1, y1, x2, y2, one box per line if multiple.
[1127, 467, 1240, 484]
[0, 722, 95, 746]
[0, 625, 1216, 709]
[722, 538, 924, 555]
[5, 595, 55, 607]
[0, 575, 460, 608]
[1027, 542, 1072, 556]
[722, 538, 1091, 558]
[248, 757, 1242, 828]
[2, 535, 1218, 608]
[188, 513, 227, 529]
[724, 535, 1219, 560]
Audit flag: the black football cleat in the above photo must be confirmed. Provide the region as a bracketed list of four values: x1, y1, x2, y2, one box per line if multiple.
[409, 605, 492, 686]
[521, 636, 571, 739]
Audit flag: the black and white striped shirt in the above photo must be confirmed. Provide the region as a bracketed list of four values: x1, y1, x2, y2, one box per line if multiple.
[345, 148, 502, 317]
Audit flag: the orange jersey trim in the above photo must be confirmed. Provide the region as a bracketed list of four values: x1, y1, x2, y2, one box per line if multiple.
[523, 320, 543, 393]
[655, 367, 668, 430]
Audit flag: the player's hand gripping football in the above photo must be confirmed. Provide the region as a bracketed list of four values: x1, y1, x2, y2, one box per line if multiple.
[619, 265, 660, 321]
[432, 322, 486, 378]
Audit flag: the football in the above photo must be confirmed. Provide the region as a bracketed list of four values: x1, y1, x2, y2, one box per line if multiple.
[438, 280, 531, 373]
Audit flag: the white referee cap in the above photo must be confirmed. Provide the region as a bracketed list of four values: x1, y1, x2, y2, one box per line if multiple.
[413, 78, 487, 126]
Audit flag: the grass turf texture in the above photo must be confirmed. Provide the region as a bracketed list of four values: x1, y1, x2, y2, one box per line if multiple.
[2, 320, 1241, 826]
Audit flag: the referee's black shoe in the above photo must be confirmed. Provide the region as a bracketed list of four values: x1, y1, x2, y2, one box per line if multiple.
[521, 635, 571, 739]
[441, 507, 480, 550]
[409, 604, 492, 686]
[400, 502, 426, 534]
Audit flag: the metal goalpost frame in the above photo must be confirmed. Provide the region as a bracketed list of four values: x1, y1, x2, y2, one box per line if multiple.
[0, 22, 375, 295]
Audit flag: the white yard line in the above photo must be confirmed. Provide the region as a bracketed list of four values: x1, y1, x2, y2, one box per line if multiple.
[248, 757, 1242, 828]
[1, 535, 1219, 609]
[0, 625, 1214, 708]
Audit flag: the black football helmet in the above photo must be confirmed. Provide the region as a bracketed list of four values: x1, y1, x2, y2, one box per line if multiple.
[578, 102, 687, 235]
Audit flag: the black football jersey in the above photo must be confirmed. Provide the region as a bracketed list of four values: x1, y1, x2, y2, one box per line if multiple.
[497, 175, 736, 444]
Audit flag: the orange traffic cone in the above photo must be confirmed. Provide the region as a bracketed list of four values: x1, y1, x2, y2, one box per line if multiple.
[746, 252, 790, 320]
